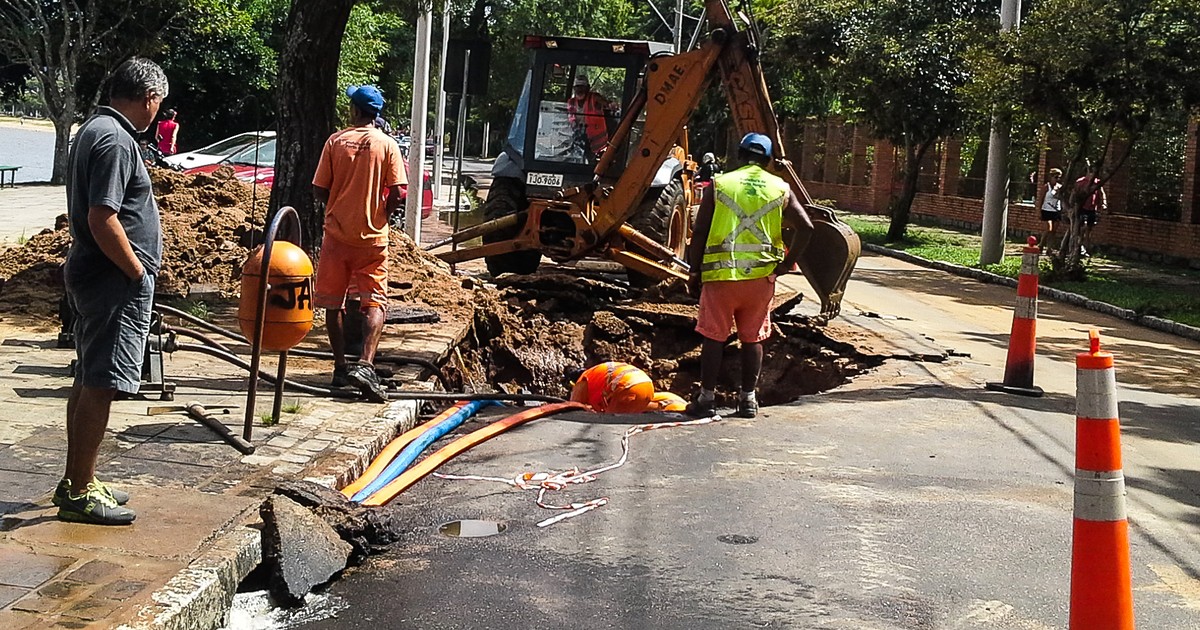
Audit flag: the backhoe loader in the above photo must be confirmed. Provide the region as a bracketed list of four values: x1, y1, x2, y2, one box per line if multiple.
[437, 0, 860, 320]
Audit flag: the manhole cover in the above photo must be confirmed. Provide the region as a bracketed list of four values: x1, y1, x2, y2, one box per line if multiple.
[439, 520, 507, 537]
[717, 533, 759, 545]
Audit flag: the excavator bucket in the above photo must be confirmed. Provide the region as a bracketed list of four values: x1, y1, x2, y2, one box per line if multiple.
[795, 204, 860, 321]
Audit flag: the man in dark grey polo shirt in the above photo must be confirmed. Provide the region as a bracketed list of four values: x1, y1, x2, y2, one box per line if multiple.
[56, 58, 168, 525]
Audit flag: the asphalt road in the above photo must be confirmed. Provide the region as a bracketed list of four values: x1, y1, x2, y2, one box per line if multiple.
[296, 253, 1200, 629]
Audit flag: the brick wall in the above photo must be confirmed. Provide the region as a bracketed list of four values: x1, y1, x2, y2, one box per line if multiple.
[789, 118, 1200, 265]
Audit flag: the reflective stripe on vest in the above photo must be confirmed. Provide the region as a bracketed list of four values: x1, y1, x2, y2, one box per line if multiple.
[701, 165, 788, 282]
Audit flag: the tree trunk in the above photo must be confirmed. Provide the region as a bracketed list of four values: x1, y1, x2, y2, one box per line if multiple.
[269, 0, 355, 252]
[886, 142, 926, 241]
[51, 114, 73, 185]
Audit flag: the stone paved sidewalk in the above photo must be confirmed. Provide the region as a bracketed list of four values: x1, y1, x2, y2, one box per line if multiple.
[0, 313, 466, 629]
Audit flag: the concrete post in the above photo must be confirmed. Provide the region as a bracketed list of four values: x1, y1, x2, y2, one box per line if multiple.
[405, 8, 433, 241]
[432, 10, 451, 200]
[980, 0, 1022, 264]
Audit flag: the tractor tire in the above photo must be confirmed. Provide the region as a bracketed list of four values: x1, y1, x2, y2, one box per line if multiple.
[627, 177, 690, 287]
[482, 176, 542, 277]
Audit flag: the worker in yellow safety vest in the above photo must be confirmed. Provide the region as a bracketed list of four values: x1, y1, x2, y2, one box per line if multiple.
[567, 74, 613, 155]
[685, 132, 812, 418]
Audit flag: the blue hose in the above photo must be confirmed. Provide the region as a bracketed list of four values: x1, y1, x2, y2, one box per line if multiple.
[350, 399, 496, 502]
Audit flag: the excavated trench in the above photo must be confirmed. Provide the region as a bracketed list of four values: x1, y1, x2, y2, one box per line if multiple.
[446, 273, 883, 407]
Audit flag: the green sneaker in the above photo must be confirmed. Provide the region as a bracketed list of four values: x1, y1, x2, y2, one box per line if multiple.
[53, 478, 130, 507]
[56, 482, 136, 526]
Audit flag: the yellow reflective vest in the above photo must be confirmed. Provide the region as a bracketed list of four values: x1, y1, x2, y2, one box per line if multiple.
[701, 165, 789, 282]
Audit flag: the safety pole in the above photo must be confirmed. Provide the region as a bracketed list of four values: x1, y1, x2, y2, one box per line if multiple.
[405, 7, 433, 242]
[432, 9, 451, 201]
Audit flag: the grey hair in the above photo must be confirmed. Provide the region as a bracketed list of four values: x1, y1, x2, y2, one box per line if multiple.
[108, 57, 169, 102]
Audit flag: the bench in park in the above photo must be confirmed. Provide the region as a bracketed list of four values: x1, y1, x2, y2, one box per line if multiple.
[0, 166, 19, 188]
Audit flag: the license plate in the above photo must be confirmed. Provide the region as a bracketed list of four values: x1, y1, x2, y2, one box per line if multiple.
[525, 172, 563, 187]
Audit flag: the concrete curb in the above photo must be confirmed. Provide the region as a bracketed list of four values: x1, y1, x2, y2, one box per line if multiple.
[862, 243, 1200, 342]
[118, 399, 419, 630]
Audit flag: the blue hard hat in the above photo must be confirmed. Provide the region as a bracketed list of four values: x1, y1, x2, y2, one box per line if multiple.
[346, 85, 385, 115]
[739, 132, 773, 157]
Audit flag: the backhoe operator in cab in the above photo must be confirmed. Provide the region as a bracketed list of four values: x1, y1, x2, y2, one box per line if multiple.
[686, 133, 812, 419]
[567, 74, 615, 155]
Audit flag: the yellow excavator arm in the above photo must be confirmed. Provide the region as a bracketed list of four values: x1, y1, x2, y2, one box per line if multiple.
[437, 0, 860, 320]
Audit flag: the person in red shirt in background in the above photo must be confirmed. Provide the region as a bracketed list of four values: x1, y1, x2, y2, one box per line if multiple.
[312, 85, 406, 403]
[156, 109, 179, 155]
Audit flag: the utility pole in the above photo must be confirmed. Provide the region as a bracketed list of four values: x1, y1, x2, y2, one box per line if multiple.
[432, 10, 451, 201]
[979, 0, 1022, 264]
[405, 7, 433, 242]
[674, 0, 685, 52]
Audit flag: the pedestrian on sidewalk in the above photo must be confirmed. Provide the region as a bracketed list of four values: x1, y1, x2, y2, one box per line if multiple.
[685, 132, 811, 418]
[155, 109, 178, 155]
[1074, 167, 1106, 258]
[312, 85, 407, 402]
[58, 57, 170, 525]
[1038, 167, 1063, 254]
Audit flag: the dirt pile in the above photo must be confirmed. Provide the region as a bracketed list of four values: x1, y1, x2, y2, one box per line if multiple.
[386, 230, 477, 323]
[0, 167, 267, 319]
[154, 167, 267, 296]
[0, 167, 480, 323]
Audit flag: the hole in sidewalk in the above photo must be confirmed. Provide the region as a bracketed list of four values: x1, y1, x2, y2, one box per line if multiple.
[446, 273, 883, 407]
[717, 533, 759, 545]
[439, 519, 508, 537]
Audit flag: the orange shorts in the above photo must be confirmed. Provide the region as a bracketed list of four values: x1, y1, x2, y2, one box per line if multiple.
[695, 275, 775, 343]
[314, 236, 388, 310]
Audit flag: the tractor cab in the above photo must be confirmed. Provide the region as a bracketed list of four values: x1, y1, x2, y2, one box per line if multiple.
[492, 36, 675, 196]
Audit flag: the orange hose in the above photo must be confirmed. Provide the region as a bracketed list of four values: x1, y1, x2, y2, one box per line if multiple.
[341, 401, 470, 498]
[361, 401, 587, 506]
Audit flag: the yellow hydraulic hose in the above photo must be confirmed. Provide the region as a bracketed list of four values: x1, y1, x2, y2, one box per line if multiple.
[361, 401, 588, 506]
[341, 401, 470, 498]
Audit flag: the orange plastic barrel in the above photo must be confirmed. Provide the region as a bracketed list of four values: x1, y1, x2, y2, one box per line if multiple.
[238, 242, 314, 351]
[647, 391, 687, 412]
[570, 362, 655, 413]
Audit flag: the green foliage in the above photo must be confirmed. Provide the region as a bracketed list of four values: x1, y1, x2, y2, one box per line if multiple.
[337, 3, 404, 122]
[156, 0, 280, 147]
[281, 399, 304, 414]
[965, 0, 1200, 276]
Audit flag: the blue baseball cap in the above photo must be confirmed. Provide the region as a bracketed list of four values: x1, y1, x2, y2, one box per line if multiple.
[739, 132, 773, 157]
[346, 85, 384, 115]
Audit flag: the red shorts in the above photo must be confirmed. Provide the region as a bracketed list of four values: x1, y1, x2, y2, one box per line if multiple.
[695, 275, 775, 343]
[314, 236, 388, 310]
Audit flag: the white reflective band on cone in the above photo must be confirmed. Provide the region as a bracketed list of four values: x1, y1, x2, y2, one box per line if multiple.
[1014, 295, 1037, 320]
[1076, 368, 1118, 419]
[1074, 469, 1127, 521]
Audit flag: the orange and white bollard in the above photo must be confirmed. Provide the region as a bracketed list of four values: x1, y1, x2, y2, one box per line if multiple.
[987, 236, 1044, 397]
[1069, 330, 1134, 629]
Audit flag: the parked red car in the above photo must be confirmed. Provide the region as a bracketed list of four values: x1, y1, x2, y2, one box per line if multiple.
[186, 138, 435, 218]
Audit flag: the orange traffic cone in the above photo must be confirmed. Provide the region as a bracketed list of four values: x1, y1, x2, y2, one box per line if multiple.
[1069, 330, 1134, 629]
[987, 236, 1044, 397]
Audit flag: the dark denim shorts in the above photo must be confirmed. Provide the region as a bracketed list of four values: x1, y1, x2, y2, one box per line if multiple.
[68, 270, 154, 394]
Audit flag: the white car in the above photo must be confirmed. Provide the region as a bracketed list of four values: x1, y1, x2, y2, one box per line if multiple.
[163, 131, 276, 169]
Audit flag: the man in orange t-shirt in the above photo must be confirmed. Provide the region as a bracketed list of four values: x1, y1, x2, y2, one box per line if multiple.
[312, 84, 406, 402]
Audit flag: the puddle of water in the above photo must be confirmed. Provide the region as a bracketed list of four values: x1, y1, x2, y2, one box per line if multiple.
[717, 533, 759, 545]
[220, 589, 348, 630]
[440, 519, 507, 537]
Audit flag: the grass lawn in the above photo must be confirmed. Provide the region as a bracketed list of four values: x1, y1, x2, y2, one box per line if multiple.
[841, 212, 1200, 328]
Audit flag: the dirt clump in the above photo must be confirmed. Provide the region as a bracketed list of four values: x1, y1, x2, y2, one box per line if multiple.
[385, 230, 477, 323]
